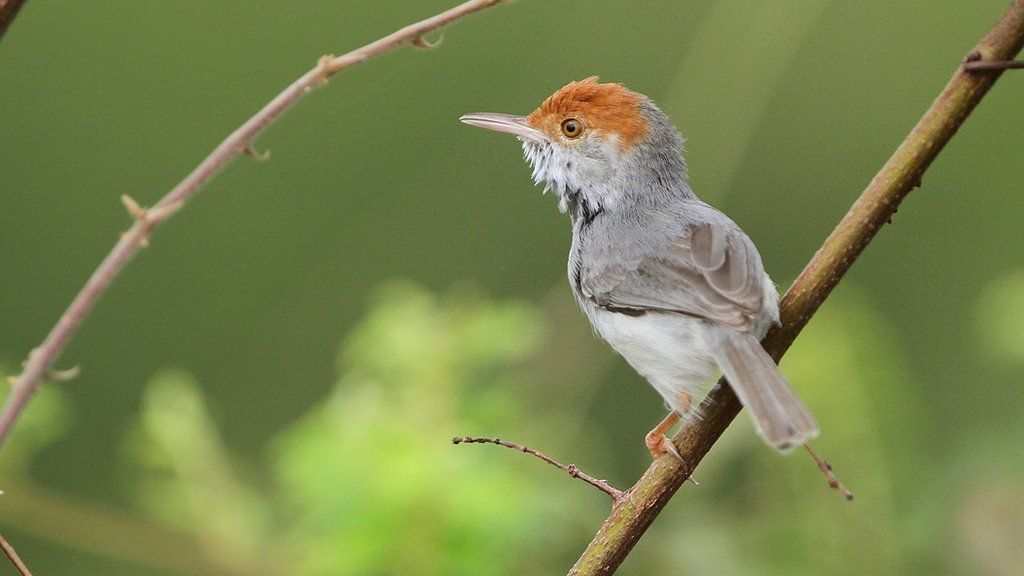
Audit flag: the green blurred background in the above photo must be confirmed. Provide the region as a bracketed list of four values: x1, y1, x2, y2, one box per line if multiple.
[2, 1, 1023, 574]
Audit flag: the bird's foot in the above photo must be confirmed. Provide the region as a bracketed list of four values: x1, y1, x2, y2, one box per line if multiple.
[645, 410, 682, 461]
[645, 431, 700, 484]
[645, 430, 682, 461]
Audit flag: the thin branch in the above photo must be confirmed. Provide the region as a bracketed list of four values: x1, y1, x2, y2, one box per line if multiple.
[800, 441, 851, 498]
[0, 533, 32, 576]
[0, 0, 29, 41]
[453, 436, 625, 501]
[569, 2, 1024, 574]
[0, 0, 513, 452]
[804, 443, 853, 501]
[964, 59, 1024, 71]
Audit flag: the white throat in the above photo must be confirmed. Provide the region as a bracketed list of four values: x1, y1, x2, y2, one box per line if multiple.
[521, 138, 625, 218]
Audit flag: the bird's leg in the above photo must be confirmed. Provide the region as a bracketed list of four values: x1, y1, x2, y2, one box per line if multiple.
[645, 395, 701, 485]
[645, 410, 681, 461]
[646, 391, 697, 461]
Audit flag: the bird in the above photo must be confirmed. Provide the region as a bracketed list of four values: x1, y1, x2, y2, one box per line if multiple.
[459, 77, 818, 459]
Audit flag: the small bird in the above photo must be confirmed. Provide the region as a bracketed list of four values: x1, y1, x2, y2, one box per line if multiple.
[460, 77, 818, 458]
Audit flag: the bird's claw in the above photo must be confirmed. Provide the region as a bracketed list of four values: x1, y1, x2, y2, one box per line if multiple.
[646, 432, 682, 461]
[645, 432, 699, 485]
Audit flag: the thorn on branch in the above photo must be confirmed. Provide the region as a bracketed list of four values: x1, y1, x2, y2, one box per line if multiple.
[47, 365, 81, 382]
[121, 194, 147, 222]
[888, 206, 899, 224]
[412, 32, 444, 49]
[5, 364, 80, 388]
[453, 436, 624, 501]
[243, 144, 271, 161]
[804, 443, 854, 501]
[120, 196, 182, 247]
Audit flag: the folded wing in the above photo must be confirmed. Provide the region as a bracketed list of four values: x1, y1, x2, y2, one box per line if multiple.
[581, 222, 766, 331]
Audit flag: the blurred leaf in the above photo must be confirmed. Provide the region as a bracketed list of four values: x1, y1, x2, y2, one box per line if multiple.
[272, 281, 552, 576]
[976, 269, 1024, 366]
[0, 363, 70, 476]
[129, 368, 273, 575]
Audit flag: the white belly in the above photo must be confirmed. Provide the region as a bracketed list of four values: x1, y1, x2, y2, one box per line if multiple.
[589, 307, 720, 413]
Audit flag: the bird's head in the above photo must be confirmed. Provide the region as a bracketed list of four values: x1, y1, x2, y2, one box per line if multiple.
[461, 77, 690, 217]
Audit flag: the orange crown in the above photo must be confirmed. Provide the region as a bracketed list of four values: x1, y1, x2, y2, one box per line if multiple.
[526, 77, 648, 150]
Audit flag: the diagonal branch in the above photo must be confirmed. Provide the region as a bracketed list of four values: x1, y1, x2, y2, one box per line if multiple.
[569, 2, 1024, 574]
[0, 533, 33, 576]
[0, 0, 514, 452]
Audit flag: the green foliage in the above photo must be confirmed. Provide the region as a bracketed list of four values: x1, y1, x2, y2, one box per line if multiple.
[130, 369, 272, 573]
[126, 283, 555, 576]
[976, 269, 1024, 366]
[272, 282, 546, 576]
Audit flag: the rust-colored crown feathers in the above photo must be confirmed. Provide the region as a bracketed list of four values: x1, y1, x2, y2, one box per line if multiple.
[526, 77, 648, 149]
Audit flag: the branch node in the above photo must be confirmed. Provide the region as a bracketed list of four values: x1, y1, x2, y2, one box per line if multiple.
[314, 55, 336, 85]
[963, 49, 1024, 71]
[120, 195, 181, 246]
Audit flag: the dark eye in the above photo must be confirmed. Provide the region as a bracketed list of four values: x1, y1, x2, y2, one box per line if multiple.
[560, 118, 583, 138]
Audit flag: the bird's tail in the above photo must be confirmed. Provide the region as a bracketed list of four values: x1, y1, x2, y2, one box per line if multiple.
[701, 325, 819, 452]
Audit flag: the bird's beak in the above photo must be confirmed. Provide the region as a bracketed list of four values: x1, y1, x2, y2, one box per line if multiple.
[459, 112, 548, 144]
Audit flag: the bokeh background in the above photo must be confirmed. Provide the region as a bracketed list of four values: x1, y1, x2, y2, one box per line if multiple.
[2, 1, 1023, 574]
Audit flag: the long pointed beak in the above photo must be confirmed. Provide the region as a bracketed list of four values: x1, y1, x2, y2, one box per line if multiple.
[459, 112, 548, 144]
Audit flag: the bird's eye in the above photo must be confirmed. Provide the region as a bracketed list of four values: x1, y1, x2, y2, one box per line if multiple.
[560, 118, 583, 139]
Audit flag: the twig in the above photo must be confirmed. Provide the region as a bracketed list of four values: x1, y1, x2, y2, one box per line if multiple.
[569, 2, 1024, 574]
[0, 0, 513, 453]
[0, 533, 32, 576]
[0, 0, 29, 41]
[453, 436, 624, 501]
[804, 443, 853, 501]
[964, 59, 1024, 71]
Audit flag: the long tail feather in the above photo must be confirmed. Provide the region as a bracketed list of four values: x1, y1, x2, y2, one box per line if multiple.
[701, 325, 819, 451]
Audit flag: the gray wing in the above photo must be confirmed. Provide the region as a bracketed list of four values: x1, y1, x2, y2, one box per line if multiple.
[581, 222, 766, 331]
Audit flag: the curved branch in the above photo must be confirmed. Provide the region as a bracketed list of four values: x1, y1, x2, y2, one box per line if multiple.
[0, 0, 513, 452]
[569, 2, 1024, 574]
